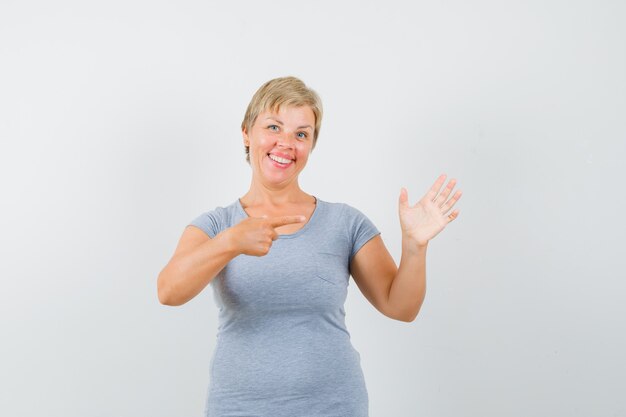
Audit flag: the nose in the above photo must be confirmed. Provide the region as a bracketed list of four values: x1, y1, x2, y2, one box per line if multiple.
[277, 131, 295, 148]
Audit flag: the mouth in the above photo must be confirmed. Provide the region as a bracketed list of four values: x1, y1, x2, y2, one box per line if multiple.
[267, 153, 294, 166]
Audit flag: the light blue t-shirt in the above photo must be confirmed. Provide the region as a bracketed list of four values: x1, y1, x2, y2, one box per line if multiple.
[189, 196, 381, 417]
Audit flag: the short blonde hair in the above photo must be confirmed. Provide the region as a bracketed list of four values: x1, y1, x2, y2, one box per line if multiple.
[241, 76, 323, 164]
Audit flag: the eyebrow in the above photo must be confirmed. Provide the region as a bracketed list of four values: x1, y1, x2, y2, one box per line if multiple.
[265, 117, 313, 130]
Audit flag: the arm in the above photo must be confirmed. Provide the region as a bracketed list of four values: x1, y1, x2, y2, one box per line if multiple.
[350, 235, 425, 322]
[388, 238, 428, 322]
[351, 174, 462, 322]
[158, 227, 238, 306]
[390, 174, 461, 319]
[158, 214, 306, 306]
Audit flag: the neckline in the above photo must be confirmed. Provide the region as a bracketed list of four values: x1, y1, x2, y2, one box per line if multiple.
[236, 196, 320, 239]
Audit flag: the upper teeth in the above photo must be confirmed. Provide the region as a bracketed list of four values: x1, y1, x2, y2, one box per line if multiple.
[269, 154, 292, 164]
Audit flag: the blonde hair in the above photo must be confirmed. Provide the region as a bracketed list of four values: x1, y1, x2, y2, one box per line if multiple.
[241, 76, 323, 164]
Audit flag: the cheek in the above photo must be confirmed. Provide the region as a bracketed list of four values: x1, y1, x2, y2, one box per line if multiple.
[296, 143, 312, 159]
[252, 135, 273, 151]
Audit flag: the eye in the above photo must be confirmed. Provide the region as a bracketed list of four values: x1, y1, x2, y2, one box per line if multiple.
[268, 125, 279, 132]
[297, 132, 307, 139]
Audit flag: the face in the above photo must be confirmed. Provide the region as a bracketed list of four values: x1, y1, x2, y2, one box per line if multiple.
[243, 105, 315, 188]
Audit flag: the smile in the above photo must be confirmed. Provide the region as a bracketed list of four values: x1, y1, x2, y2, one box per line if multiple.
[268, 153, 294, 165]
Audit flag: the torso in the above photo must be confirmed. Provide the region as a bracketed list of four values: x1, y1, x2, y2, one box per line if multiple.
[239, 195, 317, 235]
[206, 197, 369, 415]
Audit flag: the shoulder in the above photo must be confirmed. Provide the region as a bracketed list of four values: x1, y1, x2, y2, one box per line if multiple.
[340, 202, 367, 218]
[317, 199, 380, 260]
[327, 199, 369, 221]
[316, 198, 346, 215]
[200, 201, 237, 217]
[316, 197, 362, 217]
[212, 199, 242, 216]
[188, 200, 240, 237]
[316, 198, 375, 230]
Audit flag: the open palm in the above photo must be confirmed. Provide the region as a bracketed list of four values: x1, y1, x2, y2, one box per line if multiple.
[399, 174, 462, 246]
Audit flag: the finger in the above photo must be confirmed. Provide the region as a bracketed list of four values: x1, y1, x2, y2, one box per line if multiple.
[435, 179, 457, 207]
[447, 209, 460, 223]
[399, 187, 409, 208]
[423, 173, 447, 202]
[441, 190, 462, 213]
[267, 215, 307, 227]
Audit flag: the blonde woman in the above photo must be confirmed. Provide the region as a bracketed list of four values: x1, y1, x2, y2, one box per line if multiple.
[157, 76, 462, 416]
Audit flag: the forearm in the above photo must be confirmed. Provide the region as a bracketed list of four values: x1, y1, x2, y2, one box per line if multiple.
[158, 230, 238, 306]
[387, 236, 428, 322]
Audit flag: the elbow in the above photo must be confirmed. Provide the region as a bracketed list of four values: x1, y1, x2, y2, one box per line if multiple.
[390, 306, 421, 323]
[404, 305, 423, 322]
[157, 280, 173, 306]
[384, 306, 418, 323]
[157, 270, 181, 306]
[397, 295, 425, 322]
[404, 311, 419, 322]
[158, 285, 172, 306]
[158, 285, 184, 306]
[394, 313, 418, 323]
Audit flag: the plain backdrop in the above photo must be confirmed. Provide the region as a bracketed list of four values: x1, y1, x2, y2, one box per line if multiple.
[1, 1, 625, 416]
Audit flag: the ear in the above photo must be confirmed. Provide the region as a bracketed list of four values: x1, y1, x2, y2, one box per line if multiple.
[242, 127, 249, 146]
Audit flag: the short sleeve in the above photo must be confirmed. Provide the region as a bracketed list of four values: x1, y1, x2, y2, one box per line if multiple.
[343, 204, 381, 262]
[188, 208, 224, 238]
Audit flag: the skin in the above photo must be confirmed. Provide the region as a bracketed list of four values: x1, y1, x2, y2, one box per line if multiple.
[158, 104, 463, 318]
[236, 105, 463, 322]
[236, 105, 318, 238]
[350, 174, 462, 322]
[156, 105, 316, 306]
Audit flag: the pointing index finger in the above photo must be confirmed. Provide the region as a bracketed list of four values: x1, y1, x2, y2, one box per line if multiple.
[267, 215, 307, 227]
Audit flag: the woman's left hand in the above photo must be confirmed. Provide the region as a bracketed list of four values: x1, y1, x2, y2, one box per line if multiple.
[399, 174, 462, 247]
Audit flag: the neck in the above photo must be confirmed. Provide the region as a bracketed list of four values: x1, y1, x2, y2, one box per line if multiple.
[241, 177, 311, 207]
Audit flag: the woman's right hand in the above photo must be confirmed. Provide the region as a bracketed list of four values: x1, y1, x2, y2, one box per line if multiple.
[227, 215, 306, 256]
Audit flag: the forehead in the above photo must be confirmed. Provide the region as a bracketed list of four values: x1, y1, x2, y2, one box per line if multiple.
[257, 105, 315, 126]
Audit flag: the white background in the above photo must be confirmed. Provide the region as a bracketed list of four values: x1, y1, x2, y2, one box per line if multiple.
[1, 1, 625, 416]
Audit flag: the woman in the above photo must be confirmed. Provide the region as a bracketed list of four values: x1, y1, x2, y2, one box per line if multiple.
[157, 76, 462, 416]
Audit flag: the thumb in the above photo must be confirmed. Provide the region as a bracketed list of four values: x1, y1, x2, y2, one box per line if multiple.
[399, 187, 409, 208]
